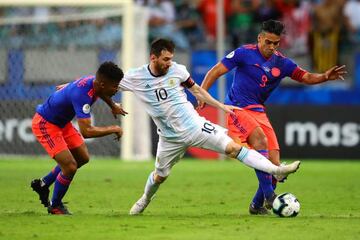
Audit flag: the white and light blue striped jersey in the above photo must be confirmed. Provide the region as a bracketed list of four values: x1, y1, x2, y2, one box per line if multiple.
[120, 62, 204, 141]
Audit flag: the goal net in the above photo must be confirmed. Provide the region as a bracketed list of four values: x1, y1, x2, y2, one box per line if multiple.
[0, 0, 152, 160]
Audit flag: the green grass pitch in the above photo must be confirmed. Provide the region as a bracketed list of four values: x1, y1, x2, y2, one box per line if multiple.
[0, 157, 359, 240]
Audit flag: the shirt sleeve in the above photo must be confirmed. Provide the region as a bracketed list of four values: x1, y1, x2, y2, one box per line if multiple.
[283, 58, 308, 82]
[119, 73, 133, 91]
[291, 67, 308, 82]
[71, 87, 92, 119]
[221, 47, 245, 71]
[176, 63, 191, 83]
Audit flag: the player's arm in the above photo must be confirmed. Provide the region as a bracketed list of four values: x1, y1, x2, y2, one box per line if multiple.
[188, 81, 240, 114]
[77, 118, 123, 141]
[201, 62, 229, 91]
[100, 95, 128, 118]
[300, 65, 346, 85]
[198, 61, 231, 109]
[100, 74, 132, 117]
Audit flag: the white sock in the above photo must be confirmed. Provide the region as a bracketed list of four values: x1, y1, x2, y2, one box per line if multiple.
[237, 147, 278, 175]
[144, 171, 159, 199]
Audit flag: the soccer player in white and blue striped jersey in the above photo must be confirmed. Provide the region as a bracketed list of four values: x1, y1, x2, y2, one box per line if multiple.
[115, 38, 300, 215]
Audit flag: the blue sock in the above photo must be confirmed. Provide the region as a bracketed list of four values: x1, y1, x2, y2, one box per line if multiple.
[51, 172, 73, 207]
[42, 165, 61, 186]
[255, 169, 274, 199]
[251, 150, 273, 207]
[251, 183, 264, 208]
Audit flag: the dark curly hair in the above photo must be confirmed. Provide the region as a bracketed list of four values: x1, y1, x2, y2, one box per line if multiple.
[97, 61, 124, 84]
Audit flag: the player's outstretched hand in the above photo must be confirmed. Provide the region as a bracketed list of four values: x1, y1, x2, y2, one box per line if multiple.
[111, 102, 128, 119]
[325, 65, 347, 81]
[221, 104, 243, 114]
[113, 126, 123, 141]
[196, 100, 206, 110]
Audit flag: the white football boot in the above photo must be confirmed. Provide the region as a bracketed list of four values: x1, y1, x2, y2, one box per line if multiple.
[274, 161, 301, 182]
[129, 194, 152, 215]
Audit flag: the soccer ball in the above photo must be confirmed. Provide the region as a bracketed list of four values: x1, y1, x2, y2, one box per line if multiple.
[272, 193, 300, 217]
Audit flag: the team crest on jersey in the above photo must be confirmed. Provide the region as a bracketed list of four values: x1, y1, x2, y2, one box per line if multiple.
[226, 51, 235, 59]
[168, 78, 176, 87]
[271, 67, 281, 77]
[82, 104, 91, 114]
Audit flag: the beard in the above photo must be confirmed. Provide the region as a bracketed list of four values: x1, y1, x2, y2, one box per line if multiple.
[155, 64, 169, 76]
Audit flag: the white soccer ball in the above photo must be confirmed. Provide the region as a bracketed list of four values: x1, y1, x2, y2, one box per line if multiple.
[272, 193, 300, 217]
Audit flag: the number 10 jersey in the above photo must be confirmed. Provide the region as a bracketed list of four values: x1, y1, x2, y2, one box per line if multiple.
[120, 62, 206, 141]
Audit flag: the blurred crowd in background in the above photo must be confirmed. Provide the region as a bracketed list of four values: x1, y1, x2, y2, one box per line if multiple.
[0, 0, 358, 157]
[138, 0, 360, 73]
[0, 0, 359, 73]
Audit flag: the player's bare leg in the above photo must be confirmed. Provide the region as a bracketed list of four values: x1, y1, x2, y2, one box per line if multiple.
[47, 150, 78, 215]
[269, 149, 280, 166]
[70, 144, 90, 168]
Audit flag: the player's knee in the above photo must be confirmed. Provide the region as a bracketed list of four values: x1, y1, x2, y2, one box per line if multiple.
[64, 160, 78, 175]
[253, 136, 268, 150]
[249, 128, 268, 150]
[77, 156, 90, 168]
[83, 155, 90, 164]
[154, 174, 167, 184]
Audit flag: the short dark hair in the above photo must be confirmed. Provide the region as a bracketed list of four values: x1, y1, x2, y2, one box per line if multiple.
[261, 20, 285, 36]
[150, 38, 175, 57]
[96, 61, 124, 84]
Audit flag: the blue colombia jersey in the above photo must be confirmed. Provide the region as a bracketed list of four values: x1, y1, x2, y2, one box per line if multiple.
[221, 44, 306, 111]
[36, 75, 98, 128]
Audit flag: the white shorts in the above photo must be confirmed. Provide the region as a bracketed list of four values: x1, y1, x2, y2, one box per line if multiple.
[155, 120, 233, 177]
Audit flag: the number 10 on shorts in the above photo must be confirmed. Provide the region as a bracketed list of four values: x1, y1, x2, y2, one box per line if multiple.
[201, 122, 215, 134]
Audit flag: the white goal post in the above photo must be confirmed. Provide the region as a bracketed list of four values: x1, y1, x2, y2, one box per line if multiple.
[0, 0, 152, 161]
